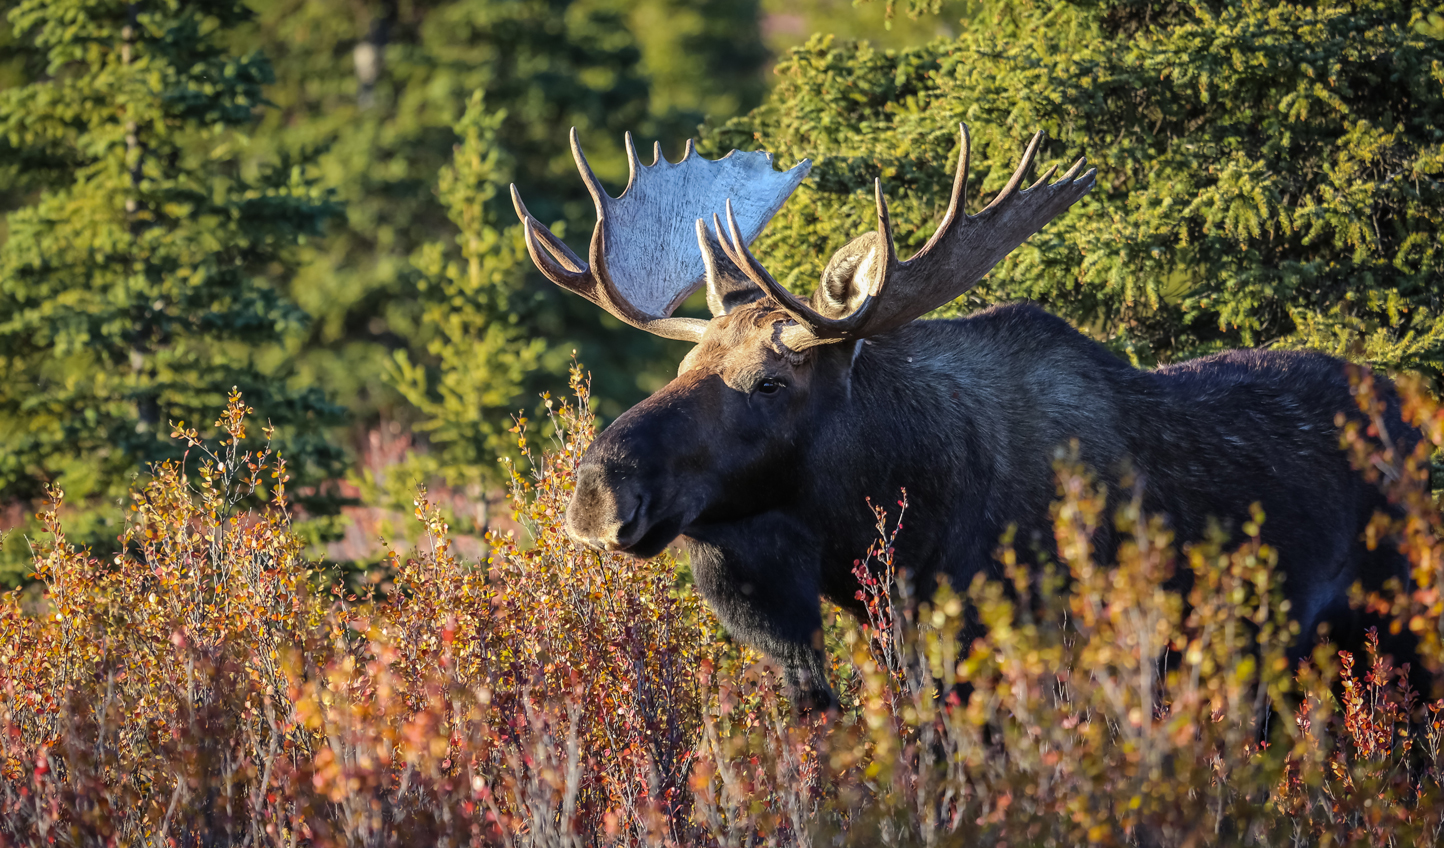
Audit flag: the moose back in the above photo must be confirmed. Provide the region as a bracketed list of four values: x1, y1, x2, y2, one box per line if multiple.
[510, 126, 1419, 710]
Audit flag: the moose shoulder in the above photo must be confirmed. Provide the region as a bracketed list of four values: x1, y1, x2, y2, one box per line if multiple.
[511, 126, 1419, 711]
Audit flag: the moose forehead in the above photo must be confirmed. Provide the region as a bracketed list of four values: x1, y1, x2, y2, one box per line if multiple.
[677, 301, 809, 389]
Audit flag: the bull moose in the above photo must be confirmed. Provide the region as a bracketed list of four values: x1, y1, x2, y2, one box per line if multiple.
[509, 125, 1419, 711]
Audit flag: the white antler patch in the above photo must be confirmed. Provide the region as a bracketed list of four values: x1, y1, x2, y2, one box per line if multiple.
[512, 129, 810, 342]
[604, 140, 810, 318]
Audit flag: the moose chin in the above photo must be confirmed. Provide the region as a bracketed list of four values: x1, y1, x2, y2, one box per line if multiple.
[510, 125, 1424, 713]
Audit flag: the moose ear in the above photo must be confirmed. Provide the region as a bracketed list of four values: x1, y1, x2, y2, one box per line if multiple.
[698, 217, 766, 317]
[813, 232, 883, 320]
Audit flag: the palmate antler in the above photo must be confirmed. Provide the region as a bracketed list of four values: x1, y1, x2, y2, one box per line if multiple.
[715, 125, 1096, 349]
[510, 129, 811, 342]
[516, 125, 1093, 348]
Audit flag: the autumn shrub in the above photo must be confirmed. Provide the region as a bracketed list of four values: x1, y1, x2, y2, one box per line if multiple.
[0, 371, 711, 847]
[2, 368, 1442, 847]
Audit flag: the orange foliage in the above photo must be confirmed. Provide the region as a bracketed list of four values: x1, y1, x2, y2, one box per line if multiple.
[1, 368, 1442, 846]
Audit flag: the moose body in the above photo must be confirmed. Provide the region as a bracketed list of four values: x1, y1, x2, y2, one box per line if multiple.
[511, 125, 1419, 710]
[580, 301, 1415, 708]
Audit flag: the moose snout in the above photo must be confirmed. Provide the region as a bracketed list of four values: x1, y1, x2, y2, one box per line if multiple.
[566, 463, 646, 551]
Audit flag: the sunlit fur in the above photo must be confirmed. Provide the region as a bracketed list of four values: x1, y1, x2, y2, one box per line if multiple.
[568, 296, 1421, 711]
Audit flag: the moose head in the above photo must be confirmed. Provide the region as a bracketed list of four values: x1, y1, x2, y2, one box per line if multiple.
[511, 126, 1095, 559]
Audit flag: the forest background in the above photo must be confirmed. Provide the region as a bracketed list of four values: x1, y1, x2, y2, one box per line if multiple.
[1, 0, 1442, 584]
[2, 1, 1444, 844]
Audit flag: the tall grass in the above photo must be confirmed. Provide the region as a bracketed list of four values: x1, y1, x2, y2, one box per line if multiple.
[2, 368, 1441, 846]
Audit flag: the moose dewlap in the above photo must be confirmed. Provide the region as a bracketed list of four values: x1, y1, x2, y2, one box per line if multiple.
[510, 125, 1421, 712]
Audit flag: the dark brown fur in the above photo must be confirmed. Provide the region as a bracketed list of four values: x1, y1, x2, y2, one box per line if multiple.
[568, 297, 1421, 710]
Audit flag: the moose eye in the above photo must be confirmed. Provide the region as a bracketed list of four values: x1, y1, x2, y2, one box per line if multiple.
[755, 379, 785, 395]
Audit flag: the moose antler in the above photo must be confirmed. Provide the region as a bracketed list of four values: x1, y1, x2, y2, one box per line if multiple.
[511, 129, 811, 342]
[718, 125, 1096, 348]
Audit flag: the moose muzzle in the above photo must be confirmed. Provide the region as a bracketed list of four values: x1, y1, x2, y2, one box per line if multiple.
[565, 374, 720, 558]
[567, 463, 648, 552]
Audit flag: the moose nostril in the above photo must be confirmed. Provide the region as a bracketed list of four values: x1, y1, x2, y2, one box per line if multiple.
[567, 466, 648, 551]
[602, 491, 646, 550]
[615, 491, 643, 527]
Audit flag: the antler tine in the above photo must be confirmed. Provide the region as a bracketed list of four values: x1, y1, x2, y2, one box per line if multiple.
[696, 217, 728, 300]
[511, 184, 596, 297]
[721, 201, 879, 341]
[792, 124, 1094, 346]
[696, 216, 761, 317]
[881, 123, 972, 271]
[867, 177, 898, 300]
[978, 129, 1043, 215]
[1029, 162, 1060, 190]
[623, 131, 641, 194]
[1057, 155, 1089, 183]
[716, 204, 797, 310]
[570, 127, 611, 208]
[709, 213, 744, 280]
[932, 123, 972, 241]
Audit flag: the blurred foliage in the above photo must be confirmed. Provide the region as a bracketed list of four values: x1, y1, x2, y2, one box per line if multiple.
[2, 376, 1442, 844]
[378, 94, 545, 508]
[760, 0, 975, 54]
[235, 0, 767, 435]
[710, 0, 1444, 375]
[0, 0, 43, 238]
[0, 0, 769, 580]
[0, 0, 347, 583]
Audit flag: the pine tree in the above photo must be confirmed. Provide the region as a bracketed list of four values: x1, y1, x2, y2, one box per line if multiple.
[709, 0, 1444, 374]
[0, 0, 345, 582]
[383, 93, 546, 503]
[0, 0, 44, 229]
[239, 0, 768, 439]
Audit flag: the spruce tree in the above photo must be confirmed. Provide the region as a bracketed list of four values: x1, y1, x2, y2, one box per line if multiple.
[0, 0, 344, 581]
[240, 0, 768, 439]
[381, 93, 543, 507]
[709, 0, 1444, 375]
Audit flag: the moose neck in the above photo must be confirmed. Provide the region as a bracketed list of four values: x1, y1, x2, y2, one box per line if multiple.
[792, 304, 1148, 590]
